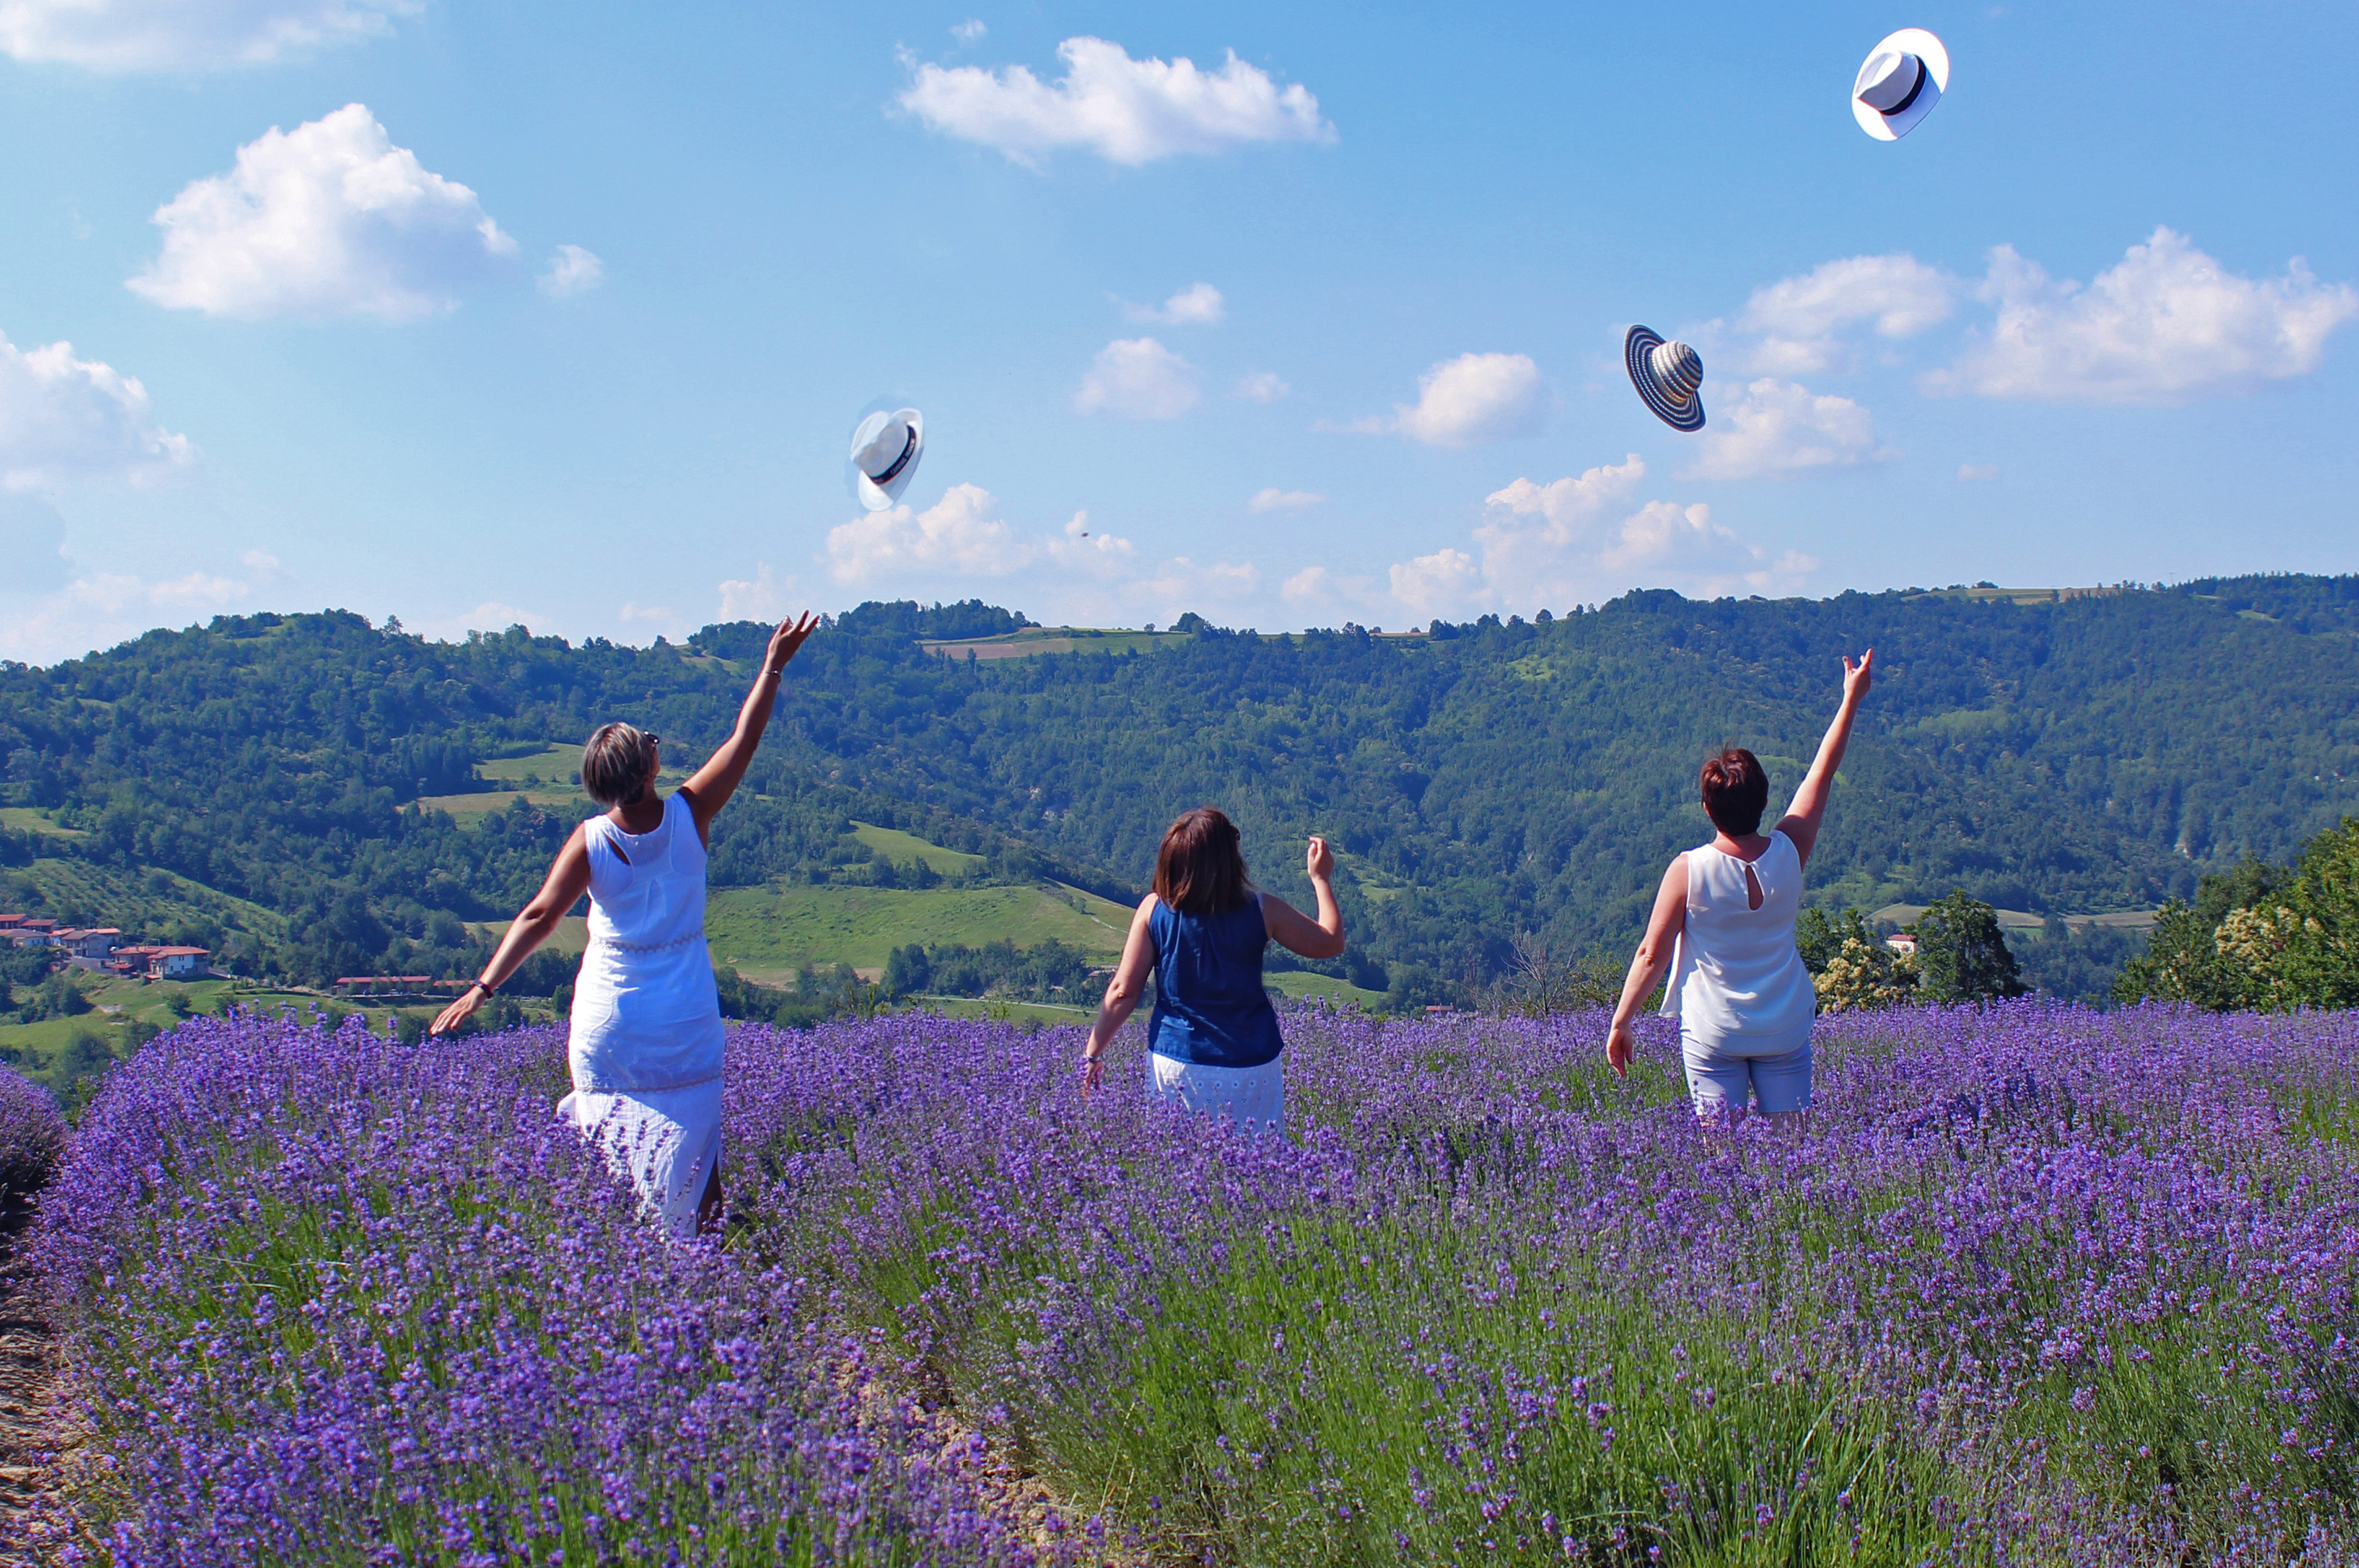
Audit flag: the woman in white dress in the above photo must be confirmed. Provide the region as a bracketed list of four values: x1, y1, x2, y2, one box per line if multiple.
[433, 613, 820, 1236]
[1606, 650, 1874, 1120]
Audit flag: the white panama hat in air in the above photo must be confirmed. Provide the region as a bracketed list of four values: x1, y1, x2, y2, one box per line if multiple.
[1852, 28, 1949, 141]
[849, 408, 925, 511]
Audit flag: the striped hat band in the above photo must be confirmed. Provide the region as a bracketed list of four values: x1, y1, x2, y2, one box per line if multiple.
[1649, 342, 1702, 406]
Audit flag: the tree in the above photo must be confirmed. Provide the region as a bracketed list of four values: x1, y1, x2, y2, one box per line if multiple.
[1912, 892, 2026, 1005]
[1800, 907, 1919, 1012]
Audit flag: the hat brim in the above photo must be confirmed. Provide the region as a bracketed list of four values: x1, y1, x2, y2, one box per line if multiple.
[1625, 326, 1706, 433]
[1852, 29, 1949, 141]
[853, 408, 925, 512]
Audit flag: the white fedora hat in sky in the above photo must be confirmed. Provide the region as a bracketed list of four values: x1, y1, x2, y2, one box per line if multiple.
[849, 407, 925, 511]
[1852, 28, 1949, 141]
[1625, 326, 1705, 432]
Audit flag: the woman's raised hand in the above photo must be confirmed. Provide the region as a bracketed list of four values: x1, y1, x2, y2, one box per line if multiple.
[1306, 835, 1334, 881]
[1842, 647, 1875, 704]
[764, 611, 822, 674]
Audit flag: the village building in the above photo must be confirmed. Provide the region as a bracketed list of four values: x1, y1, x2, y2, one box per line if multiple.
[149, 947, 212, 979]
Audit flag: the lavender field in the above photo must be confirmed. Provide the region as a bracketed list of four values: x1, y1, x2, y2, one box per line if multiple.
[18, 1002, 2359, 1565]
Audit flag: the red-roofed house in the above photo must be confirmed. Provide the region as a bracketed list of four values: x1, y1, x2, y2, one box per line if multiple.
[66, 928, 122, 960]
[149, 947, 211, 979]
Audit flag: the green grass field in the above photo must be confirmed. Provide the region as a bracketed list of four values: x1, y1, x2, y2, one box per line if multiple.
[850, 821, 985, 874]
[703, 881, 1132, 984]
[0, 806, 85, 840]
[1265, 970, 1387, 1008]
[417, 742, 692, 825]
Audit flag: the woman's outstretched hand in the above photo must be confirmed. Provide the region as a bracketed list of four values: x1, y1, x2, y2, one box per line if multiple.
[429, 987, 482, 1037]
[1842, 647, 1875, 704]
[765, 611, 822, 674]
[1605, 1020, 1637, 1078]
[1306, 835, 1334, 881]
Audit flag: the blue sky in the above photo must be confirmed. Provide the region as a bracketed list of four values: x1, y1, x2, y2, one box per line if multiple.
[2, 1, 2354, 661]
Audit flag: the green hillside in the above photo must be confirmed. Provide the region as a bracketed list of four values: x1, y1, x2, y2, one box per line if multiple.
[1, 578, 2353, 1002]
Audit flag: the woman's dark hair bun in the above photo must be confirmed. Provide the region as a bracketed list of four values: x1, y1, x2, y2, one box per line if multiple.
[1699, 747, 1770, 837]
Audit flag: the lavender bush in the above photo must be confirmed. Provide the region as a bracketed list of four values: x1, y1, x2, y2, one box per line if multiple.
[0, 1059, 65, 1203]
[29, 1013, 1053, 1566]
[33, 1002, 2359, 1564]
[727, 1004, 2359, 1564]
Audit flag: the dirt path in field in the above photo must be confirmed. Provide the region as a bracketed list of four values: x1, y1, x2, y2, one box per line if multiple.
[0, 1198, 72, 1568]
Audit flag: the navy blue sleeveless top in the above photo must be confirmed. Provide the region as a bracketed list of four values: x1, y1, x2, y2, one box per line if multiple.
[1147, 894, 1285, 1069]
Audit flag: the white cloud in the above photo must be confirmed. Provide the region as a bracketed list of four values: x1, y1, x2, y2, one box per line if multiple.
[1344, 352, 1544, 447]
[1129, 556, 1260, 619]
[1931, 227, 2359, 404]
[1373, 454, 1817, 621]
[1958, 464, 2000, 482]
[1679, 379, 1897, 481]
[0, 329, 193, 490]
[128, 103, 517, 321]
[1248, 488, 1324, 513]
[898, 35, 1333, 167]
[827, 483, 1050, 584]
[0, 0, 418, 71]
[619, 601, 674, 625]
[717, 563, 796, 621]
[1281, 564, 1332, 603]
[1073, 337, 1199, 420]
[0, 561, 281, 662]
[1233, 370, 1289, 402]
[1730, 253, 1958, 374]
[539, 244, 604, 299]
[1121, 281, 1223, 326]
[951, 18, 985, 44]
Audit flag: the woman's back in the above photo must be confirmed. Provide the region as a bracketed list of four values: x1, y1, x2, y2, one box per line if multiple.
[1670, 831, 1816, 1042]
[1148, 895, 1284, 1069]
[572, 791, 723, 1092]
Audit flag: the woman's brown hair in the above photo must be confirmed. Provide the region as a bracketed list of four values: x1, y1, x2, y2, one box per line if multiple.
[582, 722, 659, 808]
[1154, 806, 1253, 916]
[1699, 747, 1770, 837]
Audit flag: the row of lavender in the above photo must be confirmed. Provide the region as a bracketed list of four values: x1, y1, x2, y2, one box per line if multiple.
[727, 1005, 2359, 1564]
[17, 1020, 1063, 1567]
[18, 1003, 2359, 1563]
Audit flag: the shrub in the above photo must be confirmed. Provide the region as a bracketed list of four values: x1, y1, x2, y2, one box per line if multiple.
[0, 1062, 64, 1202]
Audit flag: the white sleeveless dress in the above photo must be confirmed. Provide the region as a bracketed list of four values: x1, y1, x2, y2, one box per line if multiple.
[556, 791, 727, 1238]
[1660, 831, 1819, 1110]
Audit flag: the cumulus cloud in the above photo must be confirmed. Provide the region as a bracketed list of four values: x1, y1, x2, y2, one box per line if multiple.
[1121, 281, 1223, 325]
[128, 104, 517, 321]
[898, 36, 1333, 167]
[950, 18, 985, 44]
[716, 563, 796, 621]
[0, 559, 285, 662]
[1730, 253, 1958, 373]
[1679, 379, 1897, 481]
[1233, 370, 1289, 402]
[1248, 488, 1324, 512]
[0, 329, 193, 490]
[1930, 227, 2358, 404]
[538, 244, 603, 299]
[0, 0, 419, 71]
[1373, 454, 1816, 621]
[1073, 337, 1199, 419]
[1340, 351, 1544, 446]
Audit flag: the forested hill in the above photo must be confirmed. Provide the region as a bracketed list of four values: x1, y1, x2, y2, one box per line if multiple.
[1, 577, 2354, 995]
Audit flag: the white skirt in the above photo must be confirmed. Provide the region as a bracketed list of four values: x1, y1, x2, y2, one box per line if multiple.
[557, 1077, 722, 1240]
[1147, 1052, 1285, 1137]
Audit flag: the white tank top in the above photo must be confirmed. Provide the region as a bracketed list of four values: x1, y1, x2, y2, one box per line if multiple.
[1660, 830, 1817, 1044]
[567, 791, 725, 1093]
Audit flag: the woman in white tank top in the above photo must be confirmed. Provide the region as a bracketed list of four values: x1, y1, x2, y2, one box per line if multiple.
[433, 613, 820, 1236]
[1606, 651, 1874, 1119]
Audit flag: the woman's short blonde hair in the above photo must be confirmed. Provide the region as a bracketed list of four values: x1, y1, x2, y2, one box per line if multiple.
[582, 722, 658, 807]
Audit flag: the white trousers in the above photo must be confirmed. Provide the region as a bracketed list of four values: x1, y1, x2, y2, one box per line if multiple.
[1147, 1052, 1285, 1137]
[557, 1077, 722, 1240]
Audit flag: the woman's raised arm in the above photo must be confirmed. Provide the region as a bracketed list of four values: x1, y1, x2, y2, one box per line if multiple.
[1261, 835, 1345, 960]
[431, 824, 593, 1035]
[1774, 648, 1874, 869]
[679, 612, 821, 842]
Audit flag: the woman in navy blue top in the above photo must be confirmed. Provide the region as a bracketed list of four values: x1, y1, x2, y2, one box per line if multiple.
[1080, 807, 1345, 1135]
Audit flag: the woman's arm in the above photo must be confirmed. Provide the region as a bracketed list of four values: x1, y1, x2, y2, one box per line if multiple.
[1773, 649, 1874, 869]
[1260, 835, 1345, 960]
[1080, 896, 1159, 1091]
[1605, 856, 1688, 1077]
[678, 612, 821, 843]
[430, 825, 594, 1036]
